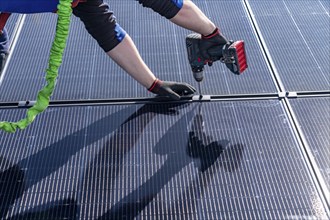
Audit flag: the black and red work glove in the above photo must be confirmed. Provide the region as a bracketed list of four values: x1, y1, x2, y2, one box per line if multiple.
[200, 27, 228, 64]
[148, 79, 196, 101]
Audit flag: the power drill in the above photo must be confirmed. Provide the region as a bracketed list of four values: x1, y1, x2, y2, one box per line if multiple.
[186, 32, 248, 87]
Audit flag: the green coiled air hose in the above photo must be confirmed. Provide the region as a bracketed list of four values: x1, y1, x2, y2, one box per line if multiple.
[0, 0, 73, 133]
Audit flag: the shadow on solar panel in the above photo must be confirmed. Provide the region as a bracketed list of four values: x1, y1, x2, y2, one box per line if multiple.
[0, 103, 244, 219]
[96, 104, 244, 219]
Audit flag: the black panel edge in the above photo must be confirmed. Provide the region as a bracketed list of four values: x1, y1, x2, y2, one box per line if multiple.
[242, 0, 284, 92]
[2, 91, 328, 109]
[0, 93, 280, 109]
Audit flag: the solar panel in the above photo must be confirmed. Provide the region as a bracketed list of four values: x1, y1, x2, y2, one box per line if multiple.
[290, 97, 330, 192]
[1, 14, 19, 37]
[248, 0, 330, 91]
[1, 101, 329, 219]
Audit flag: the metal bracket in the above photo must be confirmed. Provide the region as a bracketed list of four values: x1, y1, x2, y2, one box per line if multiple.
[192, 95, 211, 101]
[18, 100, 35, 107]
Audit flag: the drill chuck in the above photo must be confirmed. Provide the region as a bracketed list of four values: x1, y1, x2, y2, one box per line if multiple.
[193, 70, 204, 82]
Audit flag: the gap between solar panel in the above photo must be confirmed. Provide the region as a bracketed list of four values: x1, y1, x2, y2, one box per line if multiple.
[0, 92, 284, 109]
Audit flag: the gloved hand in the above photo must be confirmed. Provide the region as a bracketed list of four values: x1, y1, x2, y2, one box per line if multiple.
[199, 27, 228, 63]
[148, 79, 196, 100]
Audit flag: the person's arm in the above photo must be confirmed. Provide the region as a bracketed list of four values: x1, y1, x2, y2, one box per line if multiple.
[137, 0, 229, 61]
[170, 0, 216, 36]
[73, 0, 196, 100]
[106, 0, 223, 94]
[107, 35, 156, 89]
[107, 35, 195, 100]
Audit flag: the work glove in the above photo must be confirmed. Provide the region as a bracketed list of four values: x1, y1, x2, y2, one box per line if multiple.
[148, 78, 196, 101]
[199, 27, 228, 64]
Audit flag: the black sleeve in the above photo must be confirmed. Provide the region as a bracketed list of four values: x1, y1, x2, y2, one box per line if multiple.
[137, 0, 183, 19]
[73, 0, 183, 52]
[73, 0, 126, 52]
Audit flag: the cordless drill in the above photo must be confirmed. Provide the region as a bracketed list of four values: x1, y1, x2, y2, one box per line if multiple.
[186, 32, 248, 89]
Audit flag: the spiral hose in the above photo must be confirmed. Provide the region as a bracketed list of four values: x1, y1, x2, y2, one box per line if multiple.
[0, 0, 73, 133]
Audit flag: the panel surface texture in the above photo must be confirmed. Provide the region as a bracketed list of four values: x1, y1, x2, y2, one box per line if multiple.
[0, 102, 329, 219]
[2, 14, 19, 37]
[248, 0, 330, 92]
[290, 97, 330, 192]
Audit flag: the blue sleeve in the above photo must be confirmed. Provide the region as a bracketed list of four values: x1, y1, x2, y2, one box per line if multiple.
[0, 0, 59, 13]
